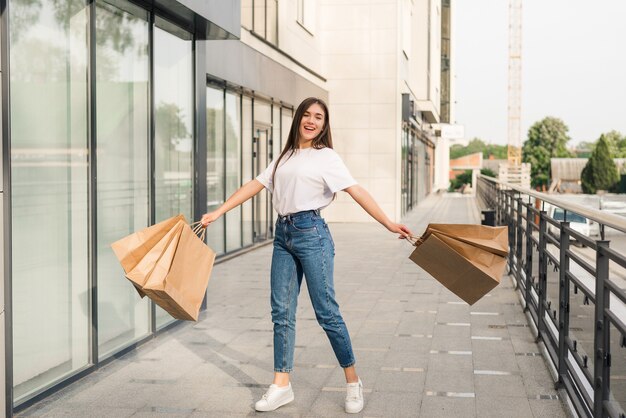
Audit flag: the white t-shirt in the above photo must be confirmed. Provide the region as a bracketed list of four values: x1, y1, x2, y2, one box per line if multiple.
[256, 147, 357, 216]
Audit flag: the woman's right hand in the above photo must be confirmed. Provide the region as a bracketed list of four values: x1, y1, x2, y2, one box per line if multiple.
[201, 211, 221, 227]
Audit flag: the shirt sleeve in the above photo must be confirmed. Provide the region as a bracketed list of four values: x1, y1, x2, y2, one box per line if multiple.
[323, 151, 358, 193]
[255, 160, 277, 192]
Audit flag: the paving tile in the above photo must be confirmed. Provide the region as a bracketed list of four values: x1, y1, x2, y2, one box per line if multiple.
[528, 399, 571, 418]
[425, 369, 475, 393]
[475, 396, 534, 418]
[373, 369, 426, 393]
[419, 396, 477, 418]
[474, 374, 527, 398]
[362, 391, 422, 418]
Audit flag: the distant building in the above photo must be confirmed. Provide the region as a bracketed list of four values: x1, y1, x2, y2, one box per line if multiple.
[550, 158, 626, 193]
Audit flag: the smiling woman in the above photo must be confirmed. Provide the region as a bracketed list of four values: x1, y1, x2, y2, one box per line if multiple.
[200, 97, 412, 414]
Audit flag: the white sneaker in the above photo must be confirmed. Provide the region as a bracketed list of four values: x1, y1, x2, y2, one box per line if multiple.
[254, 383, 295, 412]
[345, 378, 364, 414]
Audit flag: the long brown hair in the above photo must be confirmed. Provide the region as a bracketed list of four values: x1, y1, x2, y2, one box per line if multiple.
[271, 97, 333, 186]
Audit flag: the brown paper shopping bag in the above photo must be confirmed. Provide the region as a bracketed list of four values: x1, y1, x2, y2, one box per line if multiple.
[111, 214, 185, 296]
[124, 219, 186, 296]
[142, 223, 216, 321]
[423, 224, 509, 257]
[409, 224, 509, 305]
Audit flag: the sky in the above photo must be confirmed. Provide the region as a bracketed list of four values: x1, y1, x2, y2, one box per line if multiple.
[453, 0, 626, 147]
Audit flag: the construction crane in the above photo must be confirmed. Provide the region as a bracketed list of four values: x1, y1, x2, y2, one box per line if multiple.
[508, 0, 522, 167]
[499, 0, 530, 187]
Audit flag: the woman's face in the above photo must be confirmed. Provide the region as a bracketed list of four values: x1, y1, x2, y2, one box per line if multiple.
[298, 103, 325, 147]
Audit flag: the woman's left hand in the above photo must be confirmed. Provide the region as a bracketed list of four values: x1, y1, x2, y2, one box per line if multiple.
[386, 223, 412, 239]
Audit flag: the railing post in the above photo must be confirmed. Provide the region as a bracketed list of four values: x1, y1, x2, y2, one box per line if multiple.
[537, 210, 548, 340]
[506, 192, 515, 274]
[594, 241, 611, 418]
[495, 186, 501, 225]
[524, 203, 533, 310]
[556, 221, 570, 389]
[516, 197, 524, 289]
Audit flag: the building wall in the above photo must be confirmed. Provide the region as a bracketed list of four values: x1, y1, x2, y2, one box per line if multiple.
[319, 0, 442, 222]
[239, 0, 325, 93]
[319, 1, 399, 222]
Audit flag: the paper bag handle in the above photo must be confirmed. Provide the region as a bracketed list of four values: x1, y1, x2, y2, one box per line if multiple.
[190, 222, 207, 242]
[404, 235, 423, 246]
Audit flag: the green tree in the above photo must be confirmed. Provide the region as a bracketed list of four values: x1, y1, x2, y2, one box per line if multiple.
[581, 134, 619, 194]
[450, 138, 508, 160]
[522, 117, 574, 188]
[602, 130, 626, 158]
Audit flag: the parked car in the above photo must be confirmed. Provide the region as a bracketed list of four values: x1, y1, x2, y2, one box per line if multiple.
[547, 206, 600, 242]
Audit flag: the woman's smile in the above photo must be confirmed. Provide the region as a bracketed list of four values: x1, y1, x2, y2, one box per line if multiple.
[299, 103, 325, 147]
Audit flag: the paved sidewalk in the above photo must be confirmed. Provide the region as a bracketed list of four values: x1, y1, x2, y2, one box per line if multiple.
[18, 193, 571, 417]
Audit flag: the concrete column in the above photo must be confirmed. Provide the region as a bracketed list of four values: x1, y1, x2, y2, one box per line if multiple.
[471, 168, 479, 195]
[434, 136, 450, 191]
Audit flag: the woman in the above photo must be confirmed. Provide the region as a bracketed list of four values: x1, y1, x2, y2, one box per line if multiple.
[201, 97, 411, 414]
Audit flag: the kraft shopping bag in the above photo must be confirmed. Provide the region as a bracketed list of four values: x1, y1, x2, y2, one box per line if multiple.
[142, 222, 216, 321]
[111, 214, 185, 296]
[124, 219, 186, 297]
[408, 224, 509, 305]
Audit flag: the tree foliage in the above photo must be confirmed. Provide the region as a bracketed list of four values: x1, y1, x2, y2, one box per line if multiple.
[600, 130, 626, 158]
[581, 134, 619, 194]
[450, 138, 508, 160]
[449, 169, 497, 191]
[522, 117, 574, 188]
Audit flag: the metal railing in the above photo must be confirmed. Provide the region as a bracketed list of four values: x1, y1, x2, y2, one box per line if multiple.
[477, 175, 626, 418]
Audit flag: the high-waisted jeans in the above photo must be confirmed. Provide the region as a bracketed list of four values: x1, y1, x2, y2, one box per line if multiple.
[271, 210, 355, 372]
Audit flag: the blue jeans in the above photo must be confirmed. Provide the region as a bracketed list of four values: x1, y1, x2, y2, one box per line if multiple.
[271, 210, 356, 372]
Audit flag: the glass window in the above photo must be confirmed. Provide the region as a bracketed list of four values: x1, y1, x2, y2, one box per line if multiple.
[254, 101, 272, 241]
[242, 96, 253, 246]
[272, 104, 280, 163]
[248, 0, 278, 44]
[553, 209, 587, 224]
[10, 0, 90, 403]
[225, 93, 242, 252]
[281, 107, 292, 150]
[206, 86, 225, 255]
[297, 0, 315, 34]
[154, 24, 193, 329]
[95, 0, 151, 359]
[266, 0, 278, 44]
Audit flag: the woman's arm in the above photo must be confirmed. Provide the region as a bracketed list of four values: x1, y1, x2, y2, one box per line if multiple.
[344, 185, 412, 238]
[201, 179, 265, 226]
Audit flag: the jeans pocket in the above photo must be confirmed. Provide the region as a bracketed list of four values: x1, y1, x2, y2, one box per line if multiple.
[291, 217, 317, 232]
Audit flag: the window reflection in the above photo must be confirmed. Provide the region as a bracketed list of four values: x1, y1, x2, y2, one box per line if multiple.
[207, 86, 225, 254]
[95, 0, 151, 359]
[153, 25, 193, 328]
[225, 93, 242, 252]
[10, 0, 90, 403]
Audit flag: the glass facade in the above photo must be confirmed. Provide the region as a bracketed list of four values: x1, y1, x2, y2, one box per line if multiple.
[204, 85, 293, 253]
[206, 86, 225, 254]
[225, 93, 242, 252]
[10, 0, 90, 402]
[95, 1, 151, 359]
[4, 0, 295, 410]
[153, 24, 194, 329]
[401, 125, 434, 215]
